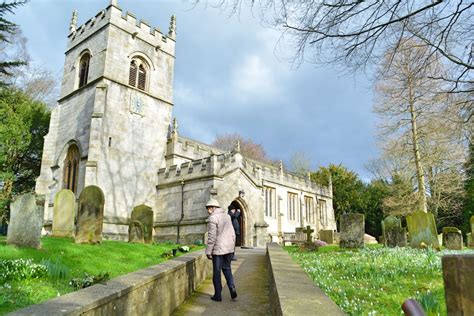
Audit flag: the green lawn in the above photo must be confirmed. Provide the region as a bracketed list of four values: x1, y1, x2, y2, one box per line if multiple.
[286, 245, 474, 316]
[0, 236, 202, 314]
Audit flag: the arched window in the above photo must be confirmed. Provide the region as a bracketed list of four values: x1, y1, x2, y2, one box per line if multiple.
[129, 58, 148, 91]
[63, 144, 80, 193]
[78, 53, 90, 88]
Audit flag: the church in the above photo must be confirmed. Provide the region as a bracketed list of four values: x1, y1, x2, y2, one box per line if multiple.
[35, 0, 337, 247]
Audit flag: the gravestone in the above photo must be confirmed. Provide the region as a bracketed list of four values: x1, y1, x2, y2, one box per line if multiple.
[319, 229, 335, 244]
[129, 204, 153, 244]
[406, 211, 439, 250]
[381, 216, 404, 247]
[442, 254, 474, 315]
[52, 189, 76, 237]
[339, 213, 365, 248]
[75, 185, 104, 244]
[129, 220, 144, 243]
[299, 225, 317, 251]
[6, 193, 44, 249]
[385, 226, 407, 247]
[442, 227, 463, 250]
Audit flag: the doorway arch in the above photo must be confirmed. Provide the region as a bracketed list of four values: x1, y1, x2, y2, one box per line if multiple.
[229, 198, 247, 247]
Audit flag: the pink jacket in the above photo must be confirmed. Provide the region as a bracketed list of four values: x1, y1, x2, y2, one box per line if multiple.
[205, 208, 236, 255]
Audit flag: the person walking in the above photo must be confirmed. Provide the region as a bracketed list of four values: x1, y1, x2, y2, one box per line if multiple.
[205, 198, 238, 301]
[228, 205, 241, 261]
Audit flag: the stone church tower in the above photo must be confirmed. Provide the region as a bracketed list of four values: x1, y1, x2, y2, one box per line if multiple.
[36, 0, 176, 237]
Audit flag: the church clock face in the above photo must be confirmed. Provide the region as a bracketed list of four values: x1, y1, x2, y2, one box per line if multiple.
[130, 93, 146, 116]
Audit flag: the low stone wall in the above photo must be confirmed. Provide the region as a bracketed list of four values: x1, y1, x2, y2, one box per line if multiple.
[266, 242, 345, 315]
[10, 250, 211, 316]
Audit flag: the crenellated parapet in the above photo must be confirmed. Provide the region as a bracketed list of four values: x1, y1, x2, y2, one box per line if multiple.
[240, 157, 332, 197]
[67, 3, 176, 57]
[158, 149, 331, 197]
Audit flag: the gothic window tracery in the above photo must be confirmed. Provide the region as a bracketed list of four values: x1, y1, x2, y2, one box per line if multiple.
[78, 53, 90, 88]
[63, 144, 79, 193]
[129, 57, 148, 91]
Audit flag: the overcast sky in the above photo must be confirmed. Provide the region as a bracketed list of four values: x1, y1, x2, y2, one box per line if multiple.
[10, 0, 379, 179]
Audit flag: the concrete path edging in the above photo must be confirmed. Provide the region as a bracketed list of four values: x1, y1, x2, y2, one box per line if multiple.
[9, 249, 211, 315]
[267, 242, 346, 315]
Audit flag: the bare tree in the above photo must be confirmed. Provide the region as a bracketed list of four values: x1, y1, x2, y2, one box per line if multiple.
[375, 38, 466, 215]
[0, 29, 58, 106]
[289, 150, 311, 175]
[211, 132, 274, 163]
[194, 0, 473, 113]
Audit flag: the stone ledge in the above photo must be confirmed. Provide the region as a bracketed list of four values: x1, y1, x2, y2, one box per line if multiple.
[9, 250, 211, 315]
[266, 242, 345, 316]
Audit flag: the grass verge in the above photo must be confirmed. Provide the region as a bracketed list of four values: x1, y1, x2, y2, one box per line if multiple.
[286, 245, 474, 316]
[0, 236, 202, 314]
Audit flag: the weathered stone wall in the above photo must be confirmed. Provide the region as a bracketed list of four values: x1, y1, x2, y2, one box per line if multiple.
[10, 250, 211, 316]
[266, 243, 344, 315]
[157, 151, 336, 247]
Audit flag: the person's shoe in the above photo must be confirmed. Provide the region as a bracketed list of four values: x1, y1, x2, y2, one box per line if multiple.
[229, 286, 237, 300]
[210, 295, 222, 302]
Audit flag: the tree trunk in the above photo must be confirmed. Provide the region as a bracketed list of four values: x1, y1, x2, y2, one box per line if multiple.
[408, 81, 428, 212]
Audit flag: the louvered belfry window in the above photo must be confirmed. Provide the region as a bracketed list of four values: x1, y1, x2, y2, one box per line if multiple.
[78, 53, 90, 88]
[137, 65, 146, 90]
[129, 58, 147, 91]
[129, 60, 137, 86]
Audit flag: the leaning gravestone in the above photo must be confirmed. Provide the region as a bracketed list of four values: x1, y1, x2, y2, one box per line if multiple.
[129, 204, 153, 244]
[406, 211, 440, 250]
[319, 229, 335, 244]
[75, 186, 104, 244]
[52, 189, 76, 237]
[442, 227, 463, 250]
[339, 213, 365, 248]
[7, 193, 44, 249]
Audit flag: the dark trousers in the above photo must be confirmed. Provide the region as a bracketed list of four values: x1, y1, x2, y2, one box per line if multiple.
[212, 253, 235, 298]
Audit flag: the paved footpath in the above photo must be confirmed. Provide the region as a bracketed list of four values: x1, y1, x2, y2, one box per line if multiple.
[172, 248, 271, 316]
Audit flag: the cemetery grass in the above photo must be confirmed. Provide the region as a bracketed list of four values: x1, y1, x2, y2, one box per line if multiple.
[0, 236, 202, 314]
[286, 245, 473, 316]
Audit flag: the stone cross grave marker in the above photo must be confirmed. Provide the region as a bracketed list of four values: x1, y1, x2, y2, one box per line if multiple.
[7, 193, 44, 249]
[299, 225, 317, 251]
[406, 211, 440, 250]
[52, 189, 76, 237]
[129, 204, 153, 244]
[75, 185, 104, 244]
[340, 213, 365, 248]
[303, 225, 314, 242]
[442, 227, 463, 250]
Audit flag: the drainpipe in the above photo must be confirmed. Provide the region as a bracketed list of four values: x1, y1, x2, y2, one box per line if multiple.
[177, 178, 185, 244]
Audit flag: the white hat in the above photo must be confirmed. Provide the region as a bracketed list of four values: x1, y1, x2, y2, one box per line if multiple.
[206, 198, 220, 208]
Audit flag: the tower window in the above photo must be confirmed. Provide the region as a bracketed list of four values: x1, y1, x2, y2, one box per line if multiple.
[78, 53, 90, 88]
[63, 144, 80, 193]
[129, 58, 148, 91]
